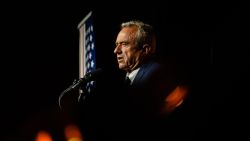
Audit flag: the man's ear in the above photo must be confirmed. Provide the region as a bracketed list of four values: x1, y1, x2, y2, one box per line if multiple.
[142, 44, 152, 55]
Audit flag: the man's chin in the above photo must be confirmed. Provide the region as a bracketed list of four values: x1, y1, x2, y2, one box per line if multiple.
[118, 66, 125, 70]
[118, 65, 126, 70]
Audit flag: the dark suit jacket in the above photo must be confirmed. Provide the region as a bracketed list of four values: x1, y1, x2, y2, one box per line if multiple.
[124, 60, 178, 117]
[96, 60, 180, 140]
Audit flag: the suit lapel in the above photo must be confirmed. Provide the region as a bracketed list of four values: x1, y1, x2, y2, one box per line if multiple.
[132, 61, 153, 85]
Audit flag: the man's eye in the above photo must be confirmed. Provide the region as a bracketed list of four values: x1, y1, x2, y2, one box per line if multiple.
[121, 42, 129, 46]
[116, 42, 129, 47]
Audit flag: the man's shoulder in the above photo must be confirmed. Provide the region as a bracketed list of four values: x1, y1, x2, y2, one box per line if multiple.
[141, 59, 165, 72]
[140, 59, 169, 77]
[138, 59, 179, 88]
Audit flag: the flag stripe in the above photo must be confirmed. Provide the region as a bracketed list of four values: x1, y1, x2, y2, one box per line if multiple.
[79, 24, 85, 78]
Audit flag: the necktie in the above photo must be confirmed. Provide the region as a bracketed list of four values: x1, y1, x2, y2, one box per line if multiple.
[124, 77, 131, 88]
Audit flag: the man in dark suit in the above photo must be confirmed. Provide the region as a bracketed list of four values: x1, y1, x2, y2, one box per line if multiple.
[111, 20, 189, 140]
[114, 20, 188, 118]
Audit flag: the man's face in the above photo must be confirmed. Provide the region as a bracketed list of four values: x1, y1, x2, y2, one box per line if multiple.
[114, 27, 144, 72]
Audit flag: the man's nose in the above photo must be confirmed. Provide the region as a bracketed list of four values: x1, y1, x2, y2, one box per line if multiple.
[114, 45, 121, 54]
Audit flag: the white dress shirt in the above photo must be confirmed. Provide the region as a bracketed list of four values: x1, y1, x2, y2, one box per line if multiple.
[126, 67, 140, 85]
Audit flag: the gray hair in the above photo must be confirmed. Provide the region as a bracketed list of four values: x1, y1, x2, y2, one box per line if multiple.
[121, 20, 156, 55]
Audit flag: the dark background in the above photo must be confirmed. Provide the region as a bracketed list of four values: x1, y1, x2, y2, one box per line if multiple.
[1, 1, 249, 141]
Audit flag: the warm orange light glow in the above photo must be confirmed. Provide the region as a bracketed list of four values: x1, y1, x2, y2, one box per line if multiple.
[64, 124, 83, 141]
[162, 85, 189, 114]
[35, 130, 53, 141]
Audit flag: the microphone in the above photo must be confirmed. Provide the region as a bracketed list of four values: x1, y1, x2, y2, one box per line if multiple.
[71, 68, 102, 90]
[58, 68, 102, 109]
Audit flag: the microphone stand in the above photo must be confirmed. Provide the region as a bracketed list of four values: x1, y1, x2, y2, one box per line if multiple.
[58, 78, 87, 110]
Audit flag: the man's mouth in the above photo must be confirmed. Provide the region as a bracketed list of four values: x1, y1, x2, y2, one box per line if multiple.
[117, 57, 123, 62]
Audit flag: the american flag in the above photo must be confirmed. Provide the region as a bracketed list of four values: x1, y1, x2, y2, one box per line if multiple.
[78, 11, 96, 94]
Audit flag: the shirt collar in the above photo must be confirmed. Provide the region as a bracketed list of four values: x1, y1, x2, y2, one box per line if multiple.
[126, 67, 140, 84]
